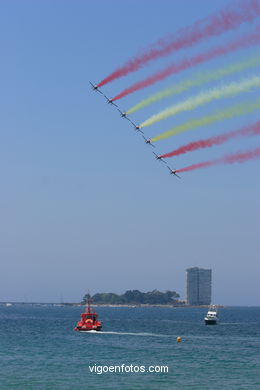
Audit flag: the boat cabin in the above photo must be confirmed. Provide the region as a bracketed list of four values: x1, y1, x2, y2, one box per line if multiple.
[74, 299, 102, 331]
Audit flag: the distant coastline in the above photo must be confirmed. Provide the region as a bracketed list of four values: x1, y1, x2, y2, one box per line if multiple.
[87, 303, 225, 308]
[3, 302, 260, 308]
[0, 302, 225, 308]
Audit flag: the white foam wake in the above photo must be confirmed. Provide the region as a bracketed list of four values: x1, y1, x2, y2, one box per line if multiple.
[80, 330, 169, 337]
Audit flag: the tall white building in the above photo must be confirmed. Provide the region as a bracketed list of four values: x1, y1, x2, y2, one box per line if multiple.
[186, 267, 212, 305]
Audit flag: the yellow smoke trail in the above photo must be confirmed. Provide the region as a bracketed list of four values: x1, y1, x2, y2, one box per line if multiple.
[127, 55, 260, 115]
[151, 99, 260, 142]
[141, 76, 260, 128]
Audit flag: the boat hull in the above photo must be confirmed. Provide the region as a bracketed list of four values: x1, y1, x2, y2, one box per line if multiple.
[204, 319, 217, 325]
[74, 326, 102, 332]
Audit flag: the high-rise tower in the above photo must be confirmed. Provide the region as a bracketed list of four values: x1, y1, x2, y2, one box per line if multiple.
[186, 267, 212, 305]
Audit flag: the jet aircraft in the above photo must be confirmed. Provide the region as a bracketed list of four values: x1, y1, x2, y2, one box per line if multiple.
[167, 165, 181, 179]
[142, 136, 155, 147]
[153, 151, 166, 163]
[117, 109, 127, 118]
[133, 124, 144, 134]
[89, 81, 103, 94]
[117, 109, 132, 123]
[104, 95, 118, 107]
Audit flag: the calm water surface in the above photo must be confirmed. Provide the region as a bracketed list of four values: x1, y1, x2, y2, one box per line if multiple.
[0, 305, 259, 389]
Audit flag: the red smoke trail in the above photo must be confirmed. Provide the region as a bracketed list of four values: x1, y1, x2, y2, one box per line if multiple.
[161, 121, 260, 158]
[97, 0, 260, 88]
[112, 31, 260, 101]
[175, 146, 260, 173]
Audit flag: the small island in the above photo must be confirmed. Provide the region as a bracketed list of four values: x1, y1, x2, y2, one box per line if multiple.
[81, 289, 182, 306]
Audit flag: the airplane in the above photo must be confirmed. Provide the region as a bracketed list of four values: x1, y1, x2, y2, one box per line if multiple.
[133, 123, 144, 134]
[117, 109, 127, 118]
[128, 123, 144, 134]
[104, 95, 118, 107]
[89, 81, 103, 94]
[153, 151, 166, 164]
[166, 165, 181, 179]
[142, 135, 155, 147]
[117, 109, 132, 122]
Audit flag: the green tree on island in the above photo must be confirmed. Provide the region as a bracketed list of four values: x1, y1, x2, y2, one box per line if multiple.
[81, 289, 180, 305]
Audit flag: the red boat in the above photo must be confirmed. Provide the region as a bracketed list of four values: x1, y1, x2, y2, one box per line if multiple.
[74, 299, 102, 332]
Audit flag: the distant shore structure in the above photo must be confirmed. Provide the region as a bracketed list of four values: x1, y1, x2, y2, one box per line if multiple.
[186, 267, 212, 305]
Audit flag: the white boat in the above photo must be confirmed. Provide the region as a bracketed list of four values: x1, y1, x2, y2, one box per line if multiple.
[204, 305, 218, 325]
[5, 303, 12, 307]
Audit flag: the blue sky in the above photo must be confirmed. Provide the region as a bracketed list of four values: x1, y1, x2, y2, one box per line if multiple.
[0, 0, 259, 304]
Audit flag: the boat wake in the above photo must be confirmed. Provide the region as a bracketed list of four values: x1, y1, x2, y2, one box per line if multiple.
[80, 330, 169, 337]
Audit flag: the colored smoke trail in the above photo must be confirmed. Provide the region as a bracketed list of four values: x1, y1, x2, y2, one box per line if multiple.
[151, 99, 260, 142]
[112, 31, 260, 101]
[127, 54, 260, 115]
[97, 0, 260, 87]
[161, 121, 260, 158]
[175, 146, 260, 173]
[141, 76, 260, 128]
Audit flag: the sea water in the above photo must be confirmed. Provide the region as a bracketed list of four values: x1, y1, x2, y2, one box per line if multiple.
[0, 305, 259, 389]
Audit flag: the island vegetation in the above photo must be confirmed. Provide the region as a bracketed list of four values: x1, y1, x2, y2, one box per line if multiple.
[81, 289, 181, 306]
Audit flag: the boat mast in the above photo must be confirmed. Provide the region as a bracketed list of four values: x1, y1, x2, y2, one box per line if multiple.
[86, 296, 92, 314]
